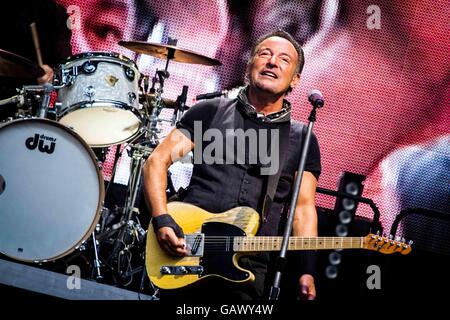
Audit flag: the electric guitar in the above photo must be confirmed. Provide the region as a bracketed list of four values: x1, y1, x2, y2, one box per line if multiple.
[146, 202, 412, 290]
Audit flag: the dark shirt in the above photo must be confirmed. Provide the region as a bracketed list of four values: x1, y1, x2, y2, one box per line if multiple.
[176, 94, 321, 236]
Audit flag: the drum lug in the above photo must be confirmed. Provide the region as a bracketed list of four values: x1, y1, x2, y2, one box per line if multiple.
[123, 66, 135, 81]
[82, 60, 97, 74]
[84, 86, 96, 99]
[128, 92, 136, 104]
[75, 240, 87, 252]
[66, 74, 75, 87]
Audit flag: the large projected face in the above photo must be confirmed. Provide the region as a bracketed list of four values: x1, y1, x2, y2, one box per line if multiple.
[58, 0, 137, 53]
[55, 0, 449, 230]
[58, 0, 230, 97]
[250, 0, 449, 223]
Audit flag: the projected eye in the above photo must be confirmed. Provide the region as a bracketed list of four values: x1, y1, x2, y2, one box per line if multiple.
[93, 25, 121, 40]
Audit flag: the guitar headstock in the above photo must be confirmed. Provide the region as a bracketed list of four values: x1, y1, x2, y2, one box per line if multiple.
[363, 233, 412, 255]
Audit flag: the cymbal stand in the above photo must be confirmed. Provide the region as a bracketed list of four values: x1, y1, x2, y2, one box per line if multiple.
[111, 143, 152, 283]
[91, 231, 103, 281]
[145, 62, 171, 146]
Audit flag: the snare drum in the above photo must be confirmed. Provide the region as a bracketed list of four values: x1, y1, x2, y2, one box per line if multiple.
[0, 118, 104, 262]
[57, 52, 142, 147]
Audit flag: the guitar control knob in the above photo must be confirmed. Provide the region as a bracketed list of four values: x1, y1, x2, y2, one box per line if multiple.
[179, 266, 188, 274]
[161, 266, 171, 274]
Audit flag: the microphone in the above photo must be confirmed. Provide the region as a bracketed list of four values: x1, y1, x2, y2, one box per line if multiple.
[195, 90, 226, 101]
[196, 85, 246, 101]
[308, 89, 324, 108]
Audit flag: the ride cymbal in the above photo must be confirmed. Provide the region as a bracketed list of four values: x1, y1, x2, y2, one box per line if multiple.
[119, 41, 221, 66]
[0, 49, 45, 79]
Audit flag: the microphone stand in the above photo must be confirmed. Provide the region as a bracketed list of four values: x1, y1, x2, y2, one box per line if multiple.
[268, 97, 322, 301]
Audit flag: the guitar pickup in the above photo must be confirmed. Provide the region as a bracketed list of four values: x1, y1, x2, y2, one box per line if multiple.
[184, 233, 205, 257]
[160, 265, 204, 275]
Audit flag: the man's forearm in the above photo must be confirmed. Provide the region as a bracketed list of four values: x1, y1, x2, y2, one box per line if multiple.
[293, 205, 318, 237]
[293, 205, 318, 278]
[143, 156, 170, 218]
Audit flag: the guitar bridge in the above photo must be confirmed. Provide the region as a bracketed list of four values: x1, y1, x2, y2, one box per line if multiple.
[184, 233, 205, 257]
[160, 265, 204, 275]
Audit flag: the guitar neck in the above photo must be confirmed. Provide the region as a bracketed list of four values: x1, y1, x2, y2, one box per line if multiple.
[233, 236, 364, 252]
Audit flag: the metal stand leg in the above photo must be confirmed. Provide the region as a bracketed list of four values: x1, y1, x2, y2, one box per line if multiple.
[112, 145, 151, 281]
[91, 232, 103, 281]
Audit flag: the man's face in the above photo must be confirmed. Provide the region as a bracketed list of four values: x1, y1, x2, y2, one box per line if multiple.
[247, 36, 300, 95]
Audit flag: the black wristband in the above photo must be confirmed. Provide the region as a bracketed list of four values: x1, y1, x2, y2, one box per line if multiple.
[151, 214, 184, 238]
[298, 251, 317, 278]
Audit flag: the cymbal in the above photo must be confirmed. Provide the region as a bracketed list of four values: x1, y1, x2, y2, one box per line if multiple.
[0, 49, 45, 79]
[118, 41, 221, 66]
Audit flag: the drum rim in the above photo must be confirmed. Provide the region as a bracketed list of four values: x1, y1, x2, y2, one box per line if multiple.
[0, 118, 105, 263]
[60, 51, 138, 69]
[58, 100, 142, 118]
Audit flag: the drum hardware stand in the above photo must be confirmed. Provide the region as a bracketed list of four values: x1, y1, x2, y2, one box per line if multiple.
[0, 93, 24, 107]
[143, 68, 169, 147]
[91, 229, 103, 281]
[19, 84, 65, 118]
[140, 38, 179, 146]
[106, 143, 151, 283]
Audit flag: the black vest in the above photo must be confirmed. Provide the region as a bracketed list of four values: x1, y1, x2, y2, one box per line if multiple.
[182, 98, 305, 236]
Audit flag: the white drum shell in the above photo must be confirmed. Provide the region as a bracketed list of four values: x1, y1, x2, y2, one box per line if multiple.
[57, 52, 142, 147]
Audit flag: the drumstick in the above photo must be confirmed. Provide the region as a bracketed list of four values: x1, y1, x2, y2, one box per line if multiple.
[30, 22, 44, 66]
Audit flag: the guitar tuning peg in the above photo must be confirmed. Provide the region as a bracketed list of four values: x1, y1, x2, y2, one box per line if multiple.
[389, 234, 394, 240]
[401, 237, 406, 243]
[408, 240, 414, 246]
[376, 230, 380, 236]
[395, 236, 401, 242]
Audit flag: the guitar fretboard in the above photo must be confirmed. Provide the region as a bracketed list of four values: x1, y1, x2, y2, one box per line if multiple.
[233, 236, 363, 252]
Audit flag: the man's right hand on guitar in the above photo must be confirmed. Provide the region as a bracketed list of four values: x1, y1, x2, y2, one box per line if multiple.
[156, 226, 187, 257]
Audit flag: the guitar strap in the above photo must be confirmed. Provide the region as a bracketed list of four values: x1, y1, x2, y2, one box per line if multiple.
[260, 121, 291, 223]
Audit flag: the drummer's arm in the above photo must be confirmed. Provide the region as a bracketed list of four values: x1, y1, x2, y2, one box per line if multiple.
[143, 128, 194, 256]
[37, 65, 54, 84]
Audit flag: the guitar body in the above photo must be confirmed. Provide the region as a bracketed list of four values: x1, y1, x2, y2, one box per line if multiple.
[145, 202, 412, 290]
[146, 202, 260, 290]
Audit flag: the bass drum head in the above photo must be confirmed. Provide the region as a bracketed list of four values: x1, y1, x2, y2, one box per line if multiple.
[0, 118, 104, 262]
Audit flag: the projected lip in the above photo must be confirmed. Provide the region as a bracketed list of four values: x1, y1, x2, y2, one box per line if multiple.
[260, 70, 278, 78]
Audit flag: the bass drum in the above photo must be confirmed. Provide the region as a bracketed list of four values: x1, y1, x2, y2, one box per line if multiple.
[0, 118, 104, 262]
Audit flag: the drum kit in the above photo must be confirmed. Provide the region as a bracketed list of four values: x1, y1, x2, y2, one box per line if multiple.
[0, 41, 221, 290]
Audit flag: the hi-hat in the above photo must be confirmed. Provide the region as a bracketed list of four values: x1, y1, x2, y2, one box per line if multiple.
[118, 41, 221, 66]
[0, 49, 45, 79]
